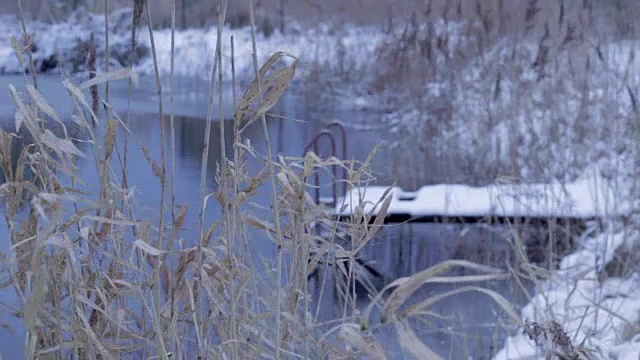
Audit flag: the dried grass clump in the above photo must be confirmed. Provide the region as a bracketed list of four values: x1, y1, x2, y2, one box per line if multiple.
[523, 320, 594, 360]
[370, 16, 482, 95]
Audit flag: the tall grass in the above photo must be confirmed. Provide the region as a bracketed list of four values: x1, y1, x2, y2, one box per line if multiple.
[8, 0, 638, 359]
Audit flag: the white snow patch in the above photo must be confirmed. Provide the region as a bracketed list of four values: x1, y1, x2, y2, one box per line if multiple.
[0, 11, 384, 109]
[352, 96, 370, 109]
[134, 24, 383, 83]
[0, 9, 139, 74]
[610, 343, 640, 360]
[495, 268, 640, 359]
[494, 214, 640, 359]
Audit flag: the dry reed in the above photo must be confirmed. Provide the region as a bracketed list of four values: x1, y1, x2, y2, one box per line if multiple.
[8, 1, 637, 359]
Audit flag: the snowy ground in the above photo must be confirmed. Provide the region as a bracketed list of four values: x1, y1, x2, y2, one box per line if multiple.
[2, 9, 640, 360]
[0, 8, 143, 74]
[494, 227, 640, 360]
[135, 23, 381, 85]
[0, 8, 383, 86]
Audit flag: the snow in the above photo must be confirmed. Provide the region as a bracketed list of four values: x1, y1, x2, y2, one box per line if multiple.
[0, 9, 384, 86]
[611, 344, 640, 360]
[494, 236, 640, 359]
[134, 23, 382, 83]
[0, 9, 140, 74]
[351, 96, 370, 109]
[0, 43, 11, 61]
[333, 171, 626, 220]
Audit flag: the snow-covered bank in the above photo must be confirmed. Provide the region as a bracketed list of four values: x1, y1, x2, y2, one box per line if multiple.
[490, 167, 640, 360]
[495, 228, 640, 359]
[0, 8, 146, 75]
[135, 23, 382, 84]
[0, 8, 383, 85]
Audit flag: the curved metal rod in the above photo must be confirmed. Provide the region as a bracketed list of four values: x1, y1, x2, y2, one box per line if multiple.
[303, 130, 337, 205]
[325, 120, 348, 198]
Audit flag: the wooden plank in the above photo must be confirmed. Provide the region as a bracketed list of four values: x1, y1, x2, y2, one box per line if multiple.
[333, 213, 596, 225]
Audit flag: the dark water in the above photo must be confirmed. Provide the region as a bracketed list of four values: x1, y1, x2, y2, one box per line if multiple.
[0, 74, 531, 359]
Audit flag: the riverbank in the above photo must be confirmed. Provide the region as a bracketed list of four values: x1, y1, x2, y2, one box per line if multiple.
[0, 8, 381, 88]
